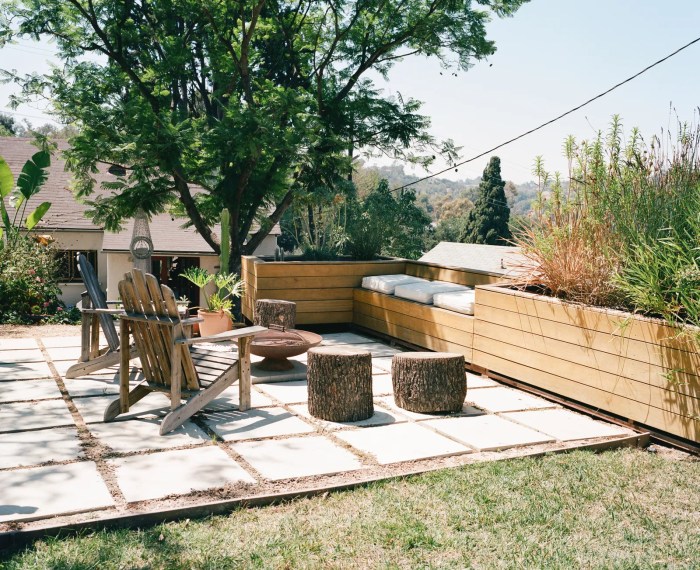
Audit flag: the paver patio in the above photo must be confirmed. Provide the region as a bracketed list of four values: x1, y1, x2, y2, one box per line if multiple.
[0, 330, 640, 533]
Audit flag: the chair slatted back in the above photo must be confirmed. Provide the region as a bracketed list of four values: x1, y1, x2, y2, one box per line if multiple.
[77, 253, 120, 351]
[118, 269, 199, 390]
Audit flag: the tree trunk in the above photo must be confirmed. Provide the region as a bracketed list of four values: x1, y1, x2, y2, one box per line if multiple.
[307, 347, 373, 422]
[254, 299, 296, 329]
[392, 352, 466, 413]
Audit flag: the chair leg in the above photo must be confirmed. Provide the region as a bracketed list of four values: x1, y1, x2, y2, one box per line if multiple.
[160, 373, 236, 435]
[104, 383, 152, 421]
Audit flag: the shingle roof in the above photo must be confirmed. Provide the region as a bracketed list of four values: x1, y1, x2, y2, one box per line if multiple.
[0, 137, 103, 230]
[102, 214, 221, 255]
[419, 242, 528, 276]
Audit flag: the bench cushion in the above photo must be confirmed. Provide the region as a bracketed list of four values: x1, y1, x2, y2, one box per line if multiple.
[361, 274, 427, 295]
[394, 281, 468, 304]
[432, 289, 476, 315]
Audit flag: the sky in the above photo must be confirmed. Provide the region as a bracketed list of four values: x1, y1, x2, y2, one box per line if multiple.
[1, 0, 699, 183]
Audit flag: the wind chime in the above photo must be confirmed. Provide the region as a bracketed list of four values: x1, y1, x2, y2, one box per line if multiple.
[129, 208, 153, 273]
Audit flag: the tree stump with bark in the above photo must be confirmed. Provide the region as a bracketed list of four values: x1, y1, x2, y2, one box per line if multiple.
[254, 299, 296, 329]
[392, 352, 466, 413]
[307, 347, 373, 422]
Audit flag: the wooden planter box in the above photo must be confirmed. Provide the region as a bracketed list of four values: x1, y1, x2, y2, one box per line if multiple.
[241, 256, 406, 325]
[472, 283, 700, 443]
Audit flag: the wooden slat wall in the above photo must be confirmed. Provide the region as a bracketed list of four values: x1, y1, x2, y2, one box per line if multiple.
[472, 284, 700, 442]
[353, 289, 474, 361]
[405, 261, 507, 286]
[241, 256, 406, 324]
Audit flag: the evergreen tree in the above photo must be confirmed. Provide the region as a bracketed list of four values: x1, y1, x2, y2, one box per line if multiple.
[461, 156, 513, 245]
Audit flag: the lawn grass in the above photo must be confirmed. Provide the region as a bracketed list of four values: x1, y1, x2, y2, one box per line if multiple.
[2, 448, 699, 569]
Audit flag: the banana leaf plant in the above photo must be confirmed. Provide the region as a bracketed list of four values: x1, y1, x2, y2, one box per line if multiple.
[0, 150, 52, 247]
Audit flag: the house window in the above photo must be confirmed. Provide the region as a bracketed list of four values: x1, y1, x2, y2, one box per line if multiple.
[56, 250, 98, 283]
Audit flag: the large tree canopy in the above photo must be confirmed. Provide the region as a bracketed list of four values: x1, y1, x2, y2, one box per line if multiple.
[0, 0, 526, 272]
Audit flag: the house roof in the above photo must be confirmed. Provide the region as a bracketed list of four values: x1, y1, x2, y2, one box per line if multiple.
[102, 215, 221, 255]
[419, 242, 528, 276]
[0, 137, 103, 231]
[0, 137, 281, 246]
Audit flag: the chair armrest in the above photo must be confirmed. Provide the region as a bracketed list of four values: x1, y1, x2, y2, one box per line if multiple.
[181, 317, 204, 326]
[81, 308, 124, 315]
[105, 300, 122, 305]
[175, 325, 266, 346]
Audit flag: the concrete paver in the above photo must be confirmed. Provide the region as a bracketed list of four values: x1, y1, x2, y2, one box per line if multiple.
[466, 373, 498, 388]
[503, 409, 634, 441]
[0, 360, 53, 380]
[44, 346, 82, 362]
[335, 422, 471, 465]
[424, 415, 556, 451]
[72, 393, 171, 424]
[372, 373, 393, 395]
[375, 396, 483, 421]
[0, 338, 38, 351]
[204, 385, 276, 411]
[40, 336, 89, 348]
[0, 427, 84, 469]
[88, 417, 210, 453]
[0, 462, 114, 523]
[290, 403, 408, 430]
[321, 332, 376, 345]
[0, 378, 62, 403]
[204, 407, 315, 441]
[256, 380, 308, 404]
[112, 446, 255, 503]
[251, 360, 307, 383]
[467, 386, 559, 413]
[0, 349, 46, 363]
[232, 435, 364, 480]
[0, 399, 74, 433]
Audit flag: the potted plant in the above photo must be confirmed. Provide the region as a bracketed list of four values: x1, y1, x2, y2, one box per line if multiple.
[175, 295, 190, 319]
[180, 267, 243, 336]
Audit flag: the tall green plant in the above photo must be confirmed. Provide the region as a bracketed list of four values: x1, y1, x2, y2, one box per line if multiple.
[0, 151, 52, 245]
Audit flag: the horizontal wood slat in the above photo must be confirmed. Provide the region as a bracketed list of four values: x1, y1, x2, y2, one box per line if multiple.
[354, 289, 475, 332]
[473, 284, 700, 443]
[473, 348, 700, 442]
[405, 261, 505, 286]
[253, 260, 406, 277]
[476, 305, 700, 393]
[354, 312, 473, 361]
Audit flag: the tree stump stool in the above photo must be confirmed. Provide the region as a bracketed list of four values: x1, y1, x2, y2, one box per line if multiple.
[254, 299, 296, 329]
[307, 347, 374, 422]
[392, 352, 466, 413]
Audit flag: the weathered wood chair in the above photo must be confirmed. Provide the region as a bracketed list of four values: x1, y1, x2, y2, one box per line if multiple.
[65, 253, 137, 378]
[104, 269, 265, 435]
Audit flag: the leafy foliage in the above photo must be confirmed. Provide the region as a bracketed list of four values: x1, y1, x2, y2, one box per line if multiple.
[517, 115, 700, 333]
[0, 150, 52, 245]
[346, 180, 431, 260]
[461, 156, 512, 245]
[1, 0, 526, 278]
[180, 267, 243, 316]
[0, 236, 65, 323]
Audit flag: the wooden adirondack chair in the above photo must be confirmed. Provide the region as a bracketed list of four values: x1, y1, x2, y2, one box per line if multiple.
[104, 269, 265, 435]
[65, 253, 138, 379]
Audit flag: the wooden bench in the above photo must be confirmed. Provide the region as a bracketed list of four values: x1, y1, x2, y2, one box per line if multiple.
[352, 288, 475, 363]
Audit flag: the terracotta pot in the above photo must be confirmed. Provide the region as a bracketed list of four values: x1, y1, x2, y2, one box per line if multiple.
[197, 310, 233, 337]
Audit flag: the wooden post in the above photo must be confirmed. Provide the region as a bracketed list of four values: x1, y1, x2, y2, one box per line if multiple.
[392, 352, 466, 413]
[254, 299, 296, 329]
[238, 336, 252, 411]
[119, 319, 131, 414]
[80, 292, 91, 363]
[307, 347, 373, 422]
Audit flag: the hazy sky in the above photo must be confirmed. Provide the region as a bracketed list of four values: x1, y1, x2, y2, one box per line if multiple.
[1, 0, 699, 183]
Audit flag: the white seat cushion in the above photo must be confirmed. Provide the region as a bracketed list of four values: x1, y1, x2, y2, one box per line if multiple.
[361, 274, 427, 295]
[432, 289, 476, 315]
[394, 281, 468, 304]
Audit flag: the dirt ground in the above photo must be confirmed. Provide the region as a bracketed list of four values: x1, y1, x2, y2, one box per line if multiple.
[0, 324, 81, 339]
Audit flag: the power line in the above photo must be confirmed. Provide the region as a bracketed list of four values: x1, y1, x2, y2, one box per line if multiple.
[392, 34, 700, 193]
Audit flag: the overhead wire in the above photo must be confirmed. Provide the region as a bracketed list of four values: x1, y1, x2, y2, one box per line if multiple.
[391, 34, 700, 193]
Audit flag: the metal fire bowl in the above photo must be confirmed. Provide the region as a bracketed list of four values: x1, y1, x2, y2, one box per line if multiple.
[251, 329, 322, 371]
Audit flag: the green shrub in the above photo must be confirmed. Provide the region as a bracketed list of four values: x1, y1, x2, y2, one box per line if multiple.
[0, 236, 64, 323]
[517, 115, 700, 332]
